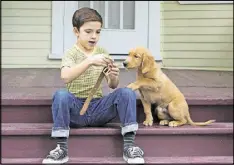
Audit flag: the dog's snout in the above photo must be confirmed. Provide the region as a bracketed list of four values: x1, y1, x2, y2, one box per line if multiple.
[123, 61, 127, 67]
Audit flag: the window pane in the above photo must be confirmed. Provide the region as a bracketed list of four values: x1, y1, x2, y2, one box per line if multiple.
[94, 1, 105, 28]
[108, 1, 120, 29]
[123, 1, 135, 29]
[78, 1, 90, 8]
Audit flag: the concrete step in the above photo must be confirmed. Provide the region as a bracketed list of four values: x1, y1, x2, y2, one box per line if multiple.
[2, 156, 233, 164]
[2, 99, 233, 123]
[2, 123, 233, 159]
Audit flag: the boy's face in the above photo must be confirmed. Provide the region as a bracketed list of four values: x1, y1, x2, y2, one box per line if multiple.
[74, 21, 102, 52]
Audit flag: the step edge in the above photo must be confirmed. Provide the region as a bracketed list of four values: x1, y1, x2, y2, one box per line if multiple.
[2, 123, 233, 136]
[2, 156, 233, 164]
[2, 129, 232, 136]
[2, 98, 233, 106]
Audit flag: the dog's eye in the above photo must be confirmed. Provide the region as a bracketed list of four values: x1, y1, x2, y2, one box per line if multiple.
[134, 55, 139, 58]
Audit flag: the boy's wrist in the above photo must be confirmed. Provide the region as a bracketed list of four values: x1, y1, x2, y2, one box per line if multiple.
[86, 57, 93, 66]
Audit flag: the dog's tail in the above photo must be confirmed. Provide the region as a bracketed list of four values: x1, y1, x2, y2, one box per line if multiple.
[186, 115, 216, 126]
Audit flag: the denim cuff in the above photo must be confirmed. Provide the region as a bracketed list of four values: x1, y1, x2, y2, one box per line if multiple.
[51, 127, 70, 138]
[121, 123, 139, 136]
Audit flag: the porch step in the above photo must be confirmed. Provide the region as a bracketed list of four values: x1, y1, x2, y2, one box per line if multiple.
[2, 99, 233, 123]
[2, 123, 233, 159]
[2, 156, 233, 164]
[2, 69, 233, 123]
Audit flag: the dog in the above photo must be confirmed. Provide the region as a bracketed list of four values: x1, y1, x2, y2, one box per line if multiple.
[123, 47, 216, 127]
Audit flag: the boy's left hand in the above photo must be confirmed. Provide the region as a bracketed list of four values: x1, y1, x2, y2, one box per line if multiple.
[105, 63, 119, 80]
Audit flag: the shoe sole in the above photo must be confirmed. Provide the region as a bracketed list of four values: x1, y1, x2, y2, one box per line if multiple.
[123, 154, 145, 164]
[42, 156, 69, 164]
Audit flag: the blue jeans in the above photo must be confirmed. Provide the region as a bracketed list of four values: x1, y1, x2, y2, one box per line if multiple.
[51, 87, 138, 138]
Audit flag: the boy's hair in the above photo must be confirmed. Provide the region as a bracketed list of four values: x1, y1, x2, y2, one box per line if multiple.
[72, 7, 103, 30]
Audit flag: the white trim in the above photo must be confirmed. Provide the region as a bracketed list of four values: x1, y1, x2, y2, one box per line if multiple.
[148, 1, 162, 61]
[120, 1, 124, 29]
[48, 53, 64, 59]
[104, 1, 109, 29]
[49, 1, 65, 59]
[178, 1, 233, 4]
[90, 1, 94, 8]
[64, 1, 78, 53]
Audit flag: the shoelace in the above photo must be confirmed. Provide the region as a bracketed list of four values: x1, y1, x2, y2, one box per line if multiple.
[47, 145, 64, 159]
[126, 146, 144, 158]
[50, 150, 63, 159]
[50, 144, 60, 154]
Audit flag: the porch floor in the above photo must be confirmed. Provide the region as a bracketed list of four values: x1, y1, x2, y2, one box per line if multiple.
[2, 68, 233, 105]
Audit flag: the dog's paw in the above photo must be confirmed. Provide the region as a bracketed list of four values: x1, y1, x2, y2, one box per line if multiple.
[127, 83, 138, 91]
[168, 121, 179, 127]
[143, 119, 153, 126]
[159, 120, 169, 126]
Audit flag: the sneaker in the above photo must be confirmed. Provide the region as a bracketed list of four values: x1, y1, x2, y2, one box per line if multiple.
[123, 146, 145, 164]
[42, 144, 69, 164]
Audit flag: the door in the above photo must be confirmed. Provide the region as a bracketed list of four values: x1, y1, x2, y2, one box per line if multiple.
[63, 1, 149, 56]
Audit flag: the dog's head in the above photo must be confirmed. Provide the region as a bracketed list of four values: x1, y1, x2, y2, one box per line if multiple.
[123, 47, 155, 74]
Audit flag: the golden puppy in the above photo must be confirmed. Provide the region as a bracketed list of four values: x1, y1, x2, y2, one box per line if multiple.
[123, 47, 215, 127]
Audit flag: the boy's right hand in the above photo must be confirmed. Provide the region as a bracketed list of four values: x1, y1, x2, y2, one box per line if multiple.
[88, 54, 113, 67]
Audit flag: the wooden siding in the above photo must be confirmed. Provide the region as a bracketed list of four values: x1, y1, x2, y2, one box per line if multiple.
[1, 1, 60, 68]
[160, 1, 233, 71]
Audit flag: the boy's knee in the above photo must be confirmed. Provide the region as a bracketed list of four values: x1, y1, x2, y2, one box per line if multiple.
[117, 87, 136, 99]
[53, 89, 71, 102]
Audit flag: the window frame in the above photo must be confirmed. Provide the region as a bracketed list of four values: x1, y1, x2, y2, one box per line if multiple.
[49, 1, 162, 61]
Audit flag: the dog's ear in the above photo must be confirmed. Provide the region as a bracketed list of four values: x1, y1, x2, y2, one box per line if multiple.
[141, 52, 155, 74]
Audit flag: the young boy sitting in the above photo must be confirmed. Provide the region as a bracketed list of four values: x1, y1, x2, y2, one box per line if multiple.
[42, 7, 144, 164]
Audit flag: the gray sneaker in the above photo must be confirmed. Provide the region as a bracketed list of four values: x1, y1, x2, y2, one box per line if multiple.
[123, 146, 145, 164]
[42, 144, 69, 164]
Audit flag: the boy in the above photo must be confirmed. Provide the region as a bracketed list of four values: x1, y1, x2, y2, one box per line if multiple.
[42, 7, 144, 164]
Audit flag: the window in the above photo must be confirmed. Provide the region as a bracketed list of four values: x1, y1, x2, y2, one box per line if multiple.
[49, 1, 161, 60]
